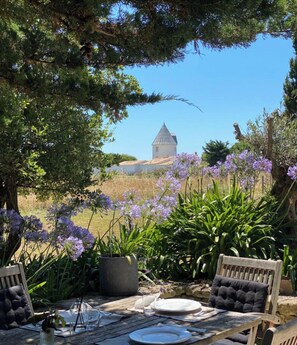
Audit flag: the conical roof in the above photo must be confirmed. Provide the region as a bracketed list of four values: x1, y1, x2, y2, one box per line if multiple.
[152, 123, 176, 145]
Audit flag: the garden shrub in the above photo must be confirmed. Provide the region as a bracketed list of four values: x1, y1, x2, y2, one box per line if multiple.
[147, 182, 288, 280]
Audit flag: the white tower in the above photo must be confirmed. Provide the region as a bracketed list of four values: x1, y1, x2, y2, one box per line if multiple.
[152, 123, 177, 159]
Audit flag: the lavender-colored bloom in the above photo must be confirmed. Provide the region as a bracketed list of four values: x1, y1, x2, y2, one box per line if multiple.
[158, 175, 181, 194]
[224, 154, 237, 173]
[150, 203, 172, 223]
[117, 190, 143, 219]
[84, 191, 113, 211]
[23, 215, 43, 232]
[169, 152, 201, 180]
[58, 236, 85, 261]
[238, 150, 255, 165]
[287, 164, 297, 181]
[51, 216, 94, 249]
[22, 215, 48, 242]
[240, 176, 256, 189]
[174, 152, 201, 167]
[130, 205, 142, 219]
[71, 225, 95, 249]
[122, 190, 140, 202]
[161, 195, 178, 208]
[252, 158, 272, 173]
[46, 203, 77, 222]
[24, 230, 49, 242]
[0, 209, 23, 235]
[207, 165, 221, 178]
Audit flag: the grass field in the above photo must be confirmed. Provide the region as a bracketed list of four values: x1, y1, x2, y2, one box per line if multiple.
[18, 172, 273, 237]
[18, 174, 160, 236]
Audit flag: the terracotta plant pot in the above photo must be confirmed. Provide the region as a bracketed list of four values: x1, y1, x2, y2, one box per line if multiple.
[280, 277, 294, 296]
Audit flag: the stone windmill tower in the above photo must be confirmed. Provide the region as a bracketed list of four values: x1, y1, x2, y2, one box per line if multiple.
[152, 123, 177, 159]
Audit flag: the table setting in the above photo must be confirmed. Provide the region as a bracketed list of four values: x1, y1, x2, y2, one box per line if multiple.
[21, 298, 124, 340]
[1, 294, 264, 345]
[95, 319, 215, 345]
[94, 296, 221, 345]
[132, 296, 227, 323]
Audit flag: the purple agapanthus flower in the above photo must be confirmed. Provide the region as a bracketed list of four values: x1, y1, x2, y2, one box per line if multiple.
[0, 209, 23, 236]
[46, 203, 77, 222]
[70, 225, 95, 249]
[58, 236, 85, 261]
[224, 154, 237, 173]
[157, 175, 181, 194]
[23, 215, 43, 232]
[253, 158, 272, 173]
[24, 230, 49, 242]
[84, 191, 113, 211]
[51, 216, 94, 250]
[240, 176, 256, 189]
[287, 164, 297, 181]
[22, 215, 49, 242]
[169, 152, 201, 180]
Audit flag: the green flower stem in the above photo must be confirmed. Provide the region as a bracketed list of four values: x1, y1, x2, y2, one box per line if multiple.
[276, 180, 296, 213]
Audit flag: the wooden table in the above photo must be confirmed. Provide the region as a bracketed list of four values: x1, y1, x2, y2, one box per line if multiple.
[0, 295, 263, 345]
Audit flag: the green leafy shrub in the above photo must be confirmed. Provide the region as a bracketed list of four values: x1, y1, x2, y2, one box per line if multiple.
[148, 182, 287, 280]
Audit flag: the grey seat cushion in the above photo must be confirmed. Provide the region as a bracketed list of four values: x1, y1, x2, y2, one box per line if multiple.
[209, 275, 269, 345]
[0, 285, 32, 329]
[208, 275, 269, 313]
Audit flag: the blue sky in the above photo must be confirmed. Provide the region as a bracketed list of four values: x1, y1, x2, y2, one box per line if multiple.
[103, 35, 294, 160]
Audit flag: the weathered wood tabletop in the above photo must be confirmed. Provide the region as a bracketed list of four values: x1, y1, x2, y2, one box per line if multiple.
[0, 295, 263, 345]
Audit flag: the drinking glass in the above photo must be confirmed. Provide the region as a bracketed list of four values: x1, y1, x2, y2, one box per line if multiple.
[142, 295, 156, 317]
[69, 300, 88, 333]
[85, 307, 102, 331]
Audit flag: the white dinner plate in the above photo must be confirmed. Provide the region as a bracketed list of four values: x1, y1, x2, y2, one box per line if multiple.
[129, 326, 191, 345]
[153, 298, 202, 315]
[58, 310, 98, 324]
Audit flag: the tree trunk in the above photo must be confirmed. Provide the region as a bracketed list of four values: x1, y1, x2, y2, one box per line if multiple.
[271, 165, 297, 237]
[0, 178, 21, 263]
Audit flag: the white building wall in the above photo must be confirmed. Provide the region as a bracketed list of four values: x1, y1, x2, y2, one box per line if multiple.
[106, 164, 170, 174]
[153, 144, 176, 159]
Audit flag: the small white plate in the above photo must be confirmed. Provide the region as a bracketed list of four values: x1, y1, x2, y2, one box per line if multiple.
[129, 326, 191, 344]
[153, 298, 202, 315]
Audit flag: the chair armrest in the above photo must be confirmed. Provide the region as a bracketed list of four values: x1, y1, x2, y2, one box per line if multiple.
[249, 312, 281, 325]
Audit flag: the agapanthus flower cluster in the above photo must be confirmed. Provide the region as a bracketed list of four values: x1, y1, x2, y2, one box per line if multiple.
[83, 191, 113, 212]
[46, 203, 78, 223]
[205, 150, 272, 190]
[52, 216, 94, 250]
[287, 164, 297, 181]
[168, 153, 201, 180]
[147, 195, 178, 223]
[57, 236, 85, 261]
[118, 167, 184, 224]
[22, 215, 49, 242]
[157, 175, 181, 195]
[252, 158, 272, 173]
[117, 190, 143, 219]
[203, 162, 226, 179]
[0, 209, 23, 238]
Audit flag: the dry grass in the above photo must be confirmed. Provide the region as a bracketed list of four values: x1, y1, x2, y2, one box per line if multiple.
[18, 173, 273, 237]
[18, 174, 160, 236]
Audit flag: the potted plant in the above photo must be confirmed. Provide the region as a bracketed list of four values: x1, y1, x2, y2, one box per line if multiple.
[39, 311, 65, 345]
[280, 245, 297, 295]
[98, 217, 147, 296]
